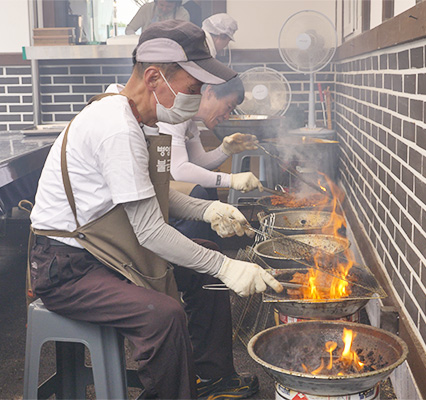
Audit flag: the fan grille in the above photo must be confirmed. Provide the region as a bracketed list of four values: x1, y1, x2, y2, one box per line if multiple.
[279, 10, 337, 73]
[236, 67, 291, 116]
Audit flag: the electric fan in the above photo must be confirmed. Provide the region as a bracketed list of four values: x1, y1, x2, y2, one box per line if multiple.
[278, 10, 337, 134]
[236, 66, 291, 117]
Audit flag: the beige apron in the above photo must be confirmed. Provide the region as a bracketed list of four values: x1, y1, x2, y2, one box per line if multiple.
[31, 94, 179, 301]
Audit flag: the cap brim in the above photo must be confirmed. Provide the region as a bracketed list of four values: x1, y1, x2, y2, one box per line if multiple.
[178, 58, 236, 84]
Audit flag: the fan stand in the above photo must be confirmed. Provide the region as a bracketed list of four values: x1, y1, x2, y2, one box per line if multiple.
[289, 72, 334, 136]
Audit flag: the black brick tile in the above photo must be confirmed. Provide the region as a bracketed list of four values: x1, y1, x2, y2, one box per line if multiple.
[0, 106, 6, 112]
[23, 115, 33, 122]
[54, 94, 85, 103]
[383, 111, 391, 129]
[384, 74, 392, 89]
[392, 116, 401, 136]
[69, 66, 101, 75]
[72, 85, 103, 93]
[413, 226, 426, 259]
[420, 316, 426, 347]
[40, 77, 52, 85]
[401, 213, 412, 238]
[389, 53, 397, 69]
[414, 175, 426, 204]
[55, 113, 75, 122]
[8, 86, 32, 94]
[388, 133, 396, 153]
[39, 66, 69, 75]
[85, 76, 116, 84]
[375, 73, 383, 88]
[410, 46, 424, 69]
[392, 271, 404, 300]
[391, 157, 401, 178]
[41, 104, 71, 112]
[380, 54, 388, 69]
[0, 87, 4, 94]
[41, 85, 70, 94]
[0, 77, 19, 84]
[398, 50, 410, 69]
[0, 114, 21, 121]
[404, 74, 416, 94]
[53, 76, 84, 84]
[400, 257, 410, 286]
[22, 77, 31, 84]
[405, 293, 419, 326]
[403, 121, 415, 142]
[5, 67, 31, 75]
[22, 96, 32, 103]
[8, 123, 33, 130]
[392, 75, 402, 92]
[390, 197, 400, 222]
[73, 104, 85, 112]
[410, 98, 423, 121]
[372, 56, 379, 70]
[388, 94, 396, 111]
[410, 148, 422, 173]
[418, 73, 426, 94]
[401, 165, 413, 193]
[102, 66, 133, 75]
[406, 244, 421, 274]
[10, 105, 33, 112]
[417, 125, 426, 150]
[398, 97, 409, 116]
[412, 279, 426, 315]
[0, 95, 20, 103]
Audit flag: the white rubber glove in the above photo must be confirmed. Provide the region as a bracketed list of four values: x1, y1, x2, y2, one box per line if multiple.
[221, 133, 259, 156]
[203, 201, 254, 238]
[230, 172, 264, 193]
[215, 257, 284, 297]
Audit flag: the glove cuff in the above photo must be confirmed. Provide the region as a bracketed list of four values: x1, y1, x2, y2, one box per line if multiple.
[220, 143, 232, 157]
[202, 200, 222, 223]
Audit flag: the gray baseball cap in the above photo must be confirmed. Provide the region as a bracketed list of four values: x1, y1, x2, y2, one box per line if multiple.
[134, 20, 237, 84]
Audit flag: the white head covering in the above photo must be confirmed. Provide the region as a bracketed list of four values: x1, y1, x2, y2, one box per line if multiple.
[202, 13, 238, 41]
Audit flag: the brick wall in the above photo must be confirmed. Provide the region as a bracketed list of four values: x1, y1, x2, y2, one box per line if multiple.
[334, 39, 426, 348]
[0, 50, 333, 132]
[0, 64, 33, 131]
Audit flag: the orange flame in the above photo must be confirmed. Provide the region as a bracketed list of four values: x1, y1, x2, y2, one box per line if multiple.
[325, 341, 337, 370]
[339, 328, 364, 371]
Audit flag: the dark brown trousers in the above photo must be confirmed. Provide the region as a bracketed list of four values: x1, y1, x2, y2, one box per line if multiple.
[30, 237, 235, 399]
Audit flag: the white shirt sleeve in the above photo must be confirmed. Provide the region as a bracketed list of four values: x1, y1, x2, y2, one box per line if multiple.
[158, 120, 231, 188]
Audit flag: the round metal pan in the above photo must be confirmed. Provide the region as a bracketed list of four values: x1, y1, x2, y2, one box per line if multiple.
[253, 234, 350, 269]
[248, 321, 408, 396]
[256, 194, 332, 214]
[258, 210, 334, 235]
[265, 268, 369, 319]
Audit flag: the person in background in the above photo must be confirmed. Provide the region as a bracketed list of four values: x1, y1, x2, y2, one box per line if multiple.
[29, 20, 282, 399]
[202, 13, 238, 58]
[125, 0, 189, 35]
[183, 0, 202, 27]
[157, 76, 262, 240]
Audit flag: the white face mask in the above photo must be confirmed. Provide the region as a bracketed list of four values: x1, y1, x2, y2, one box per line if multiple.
[154, 70, 202, 124]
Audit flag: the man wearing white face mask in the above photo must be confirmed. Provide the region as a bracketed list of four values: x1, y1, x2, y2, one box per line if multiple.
[29, 20, 282, 400]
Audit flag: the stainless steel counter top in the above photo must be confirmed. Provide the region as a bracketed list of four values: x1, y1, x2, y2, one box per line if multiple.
[0, 130, 58, 188]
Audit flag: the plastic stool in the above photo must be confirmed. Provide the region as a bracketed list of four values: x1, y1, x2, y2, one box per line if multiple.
[227, 143, 281, 204]
[23, 298, 140, 400]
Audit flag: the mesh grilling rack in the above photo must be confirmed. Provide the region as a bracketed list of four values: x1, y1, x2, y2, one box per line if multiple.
[231, 219, 387, 345]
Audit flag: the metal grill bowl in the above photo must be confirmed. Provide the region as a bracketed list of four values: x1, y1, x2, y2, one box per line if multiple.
[259, 210, 335, 235]
[248, 321, 408, 396]
[253, 234, 350, 269]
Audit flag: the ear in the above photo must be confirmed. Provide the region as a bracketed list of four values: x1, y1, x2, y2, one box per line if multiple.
[204, 85, 214, 99]
[144, 67, 161, 92]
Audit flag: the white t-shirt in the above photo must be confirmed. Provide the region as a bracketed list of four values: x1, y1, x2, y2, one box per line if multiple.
[157, 120, 230, 188]
[31, 95, 155, 247]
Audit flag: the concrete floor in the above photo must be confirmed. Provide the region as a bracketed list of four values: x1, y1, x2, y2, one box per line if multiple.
[0, 210, 396, 400]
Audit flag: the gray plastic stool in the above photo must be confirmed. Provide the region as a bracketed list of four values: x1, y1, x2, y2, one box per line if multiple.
[227, 143, 281, 204]
[23, 298, 137, 400]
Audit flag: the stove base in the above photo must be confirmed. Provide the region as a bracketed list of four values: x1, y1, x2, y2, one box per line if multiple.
[275, 382, 380, 400]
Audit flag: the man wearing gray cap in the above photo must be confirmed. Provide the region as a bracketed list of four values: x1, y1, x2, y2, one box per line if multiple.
[29, 20, 282, 399]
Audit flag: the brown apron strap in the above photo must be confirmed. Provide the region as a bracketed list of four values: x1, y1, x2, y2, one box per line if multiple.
[60, 120, 80, 228]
